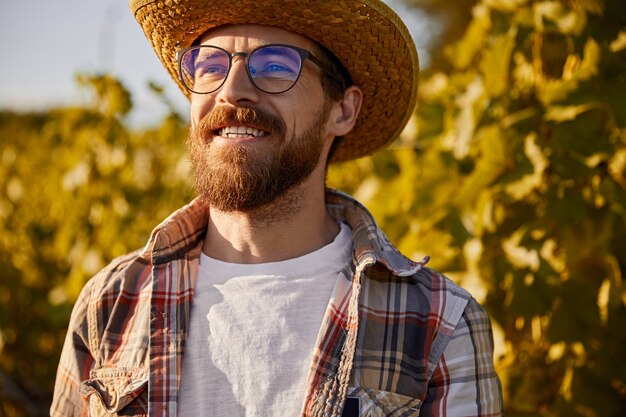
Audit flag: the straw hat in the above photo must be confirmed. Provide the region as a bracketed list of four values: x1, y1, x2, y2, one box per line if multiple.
[129, 0, 419, 162]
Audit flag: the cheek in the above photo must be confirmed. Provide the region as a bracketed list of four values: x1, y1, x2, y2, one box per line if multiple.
[190, 96, 214, 127]
[279, 87, 325, 131]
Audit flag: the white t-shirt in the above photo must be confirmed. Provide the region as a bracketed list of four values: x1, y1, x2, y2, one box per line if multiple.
[177, 223, 353, 417]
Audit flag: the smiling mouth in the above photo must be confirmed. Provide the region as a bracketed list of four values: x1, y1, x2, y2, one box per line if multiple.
[216, 126, 269, 139]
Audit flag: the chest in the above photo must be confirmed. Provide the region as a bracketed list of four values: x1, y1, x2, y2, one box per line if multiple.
[83, 264, 438, 417]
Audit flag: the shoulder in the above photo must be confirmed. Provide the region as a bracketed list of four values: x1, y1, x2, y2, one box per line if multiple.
[357, 263, 496, 394]
[407, 268, 492, 331]
[408, 266, 472, 301]
[406, 268, 495, 368]
[361, 263, 488, 361]
[409, 267, 474, 334]
[364, 264, 473, 324]
[361, 264, 478, 351]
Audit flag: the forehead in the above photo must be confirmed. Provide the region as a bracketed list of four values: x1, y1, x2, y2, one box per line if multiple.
[198, 24, 318, 51]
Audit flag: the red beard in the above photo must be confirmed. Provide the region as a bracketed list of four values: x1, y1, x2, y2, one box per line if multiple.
[187, 104, 330, 212]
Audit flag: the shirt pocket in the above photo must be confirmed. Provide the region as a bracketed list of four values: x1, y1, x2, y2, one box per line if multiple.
[79, 367, 148, 417]
[346, 387, 422, 417]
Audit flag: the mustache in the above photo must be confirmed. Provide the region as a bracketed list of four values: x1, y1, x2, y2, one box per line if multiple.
[196, 106, 286, 138]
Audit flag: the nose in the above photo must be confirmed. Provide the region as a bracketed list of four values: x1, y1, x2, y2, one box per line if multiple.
[215, 57, 261, 105]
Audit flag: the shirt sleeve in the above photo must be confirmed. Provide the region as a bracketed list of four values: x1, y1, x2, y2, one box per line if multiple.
[50, 278, 97, 417]
[421, 298, 504, 416]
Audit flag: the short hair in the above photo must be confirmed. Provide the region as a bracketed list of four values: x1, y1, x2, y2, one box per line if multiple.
[313, 42, 354, 102]
[313, 42, 354, 162]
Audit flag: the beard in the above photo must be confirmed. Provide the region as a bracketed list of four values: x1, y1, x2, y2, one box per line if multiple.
[187, 103, 330, 213]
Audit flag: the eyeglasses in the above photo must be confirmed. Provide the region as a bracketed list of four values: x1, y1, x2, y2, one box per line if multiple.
[177, 44, 333, 95]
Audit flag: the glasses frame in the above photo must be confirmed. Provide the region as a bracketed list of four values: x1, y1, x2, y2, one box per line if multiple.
[176, 44, 335, 95]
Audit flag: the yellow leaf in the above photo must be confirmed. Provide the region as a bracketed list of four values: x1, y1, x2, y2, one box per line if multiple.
[544, 103, 596, 122]
[604, 255, 625, 309]
[560, 365, 574, 401]
[578, 38, 601, 80]
[454, 124, 509, 206]
[475, 190, 497, 235]
[513, 52, 537, 93]
[484, 0, 530, 12]
[548, 342, 567, 362]
[608, 147, 626, 188]
[503, 228, 540, 271]
[448, 4, 491, 69]
[538, 40, 598, 103]
[610, 31, 626, 52]
[504, 133, 547, 199]
[534, 1, 587, 35]
[480, 29, 517, 97]
[62, 161, 90, 191]
[579, 0, 605, 15]
[598, 278, 610, 325]
[443, 77, 487, 158]
[418, 73, 449, 101]
[538, 78, 578, 104]
[6, 177, 24, 202]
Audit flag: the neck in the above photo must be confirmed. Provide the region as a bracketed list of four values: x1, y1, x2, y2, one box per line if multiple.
[202, 173, 339, 264]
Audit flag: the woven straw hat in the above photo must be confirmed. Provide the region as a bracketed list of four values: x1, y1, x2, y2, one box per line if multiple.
[129, 0, 419, 162]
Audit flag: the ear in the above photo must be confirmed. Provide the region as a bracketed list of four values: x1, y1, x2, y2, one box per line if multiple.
[326, 86, 363, 138]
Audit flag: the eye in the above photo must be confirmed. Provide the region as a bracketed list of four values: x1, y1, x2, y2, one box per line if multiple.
[198, 63, 228, 76]
[263, 63, 294, 73]
[249, 61, 298, 79]
[193, 49, 229, 78]
[195, 58, 228, 77]
[249, 46, 301, 79]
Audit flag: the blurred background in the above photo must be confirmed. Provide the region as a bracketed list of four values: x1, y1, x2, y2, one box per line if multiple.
[1, 0, 625, 415]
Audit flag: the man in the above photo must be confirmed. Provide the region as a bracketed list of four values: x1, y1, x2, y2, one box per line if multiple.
[52, 0, 503, 416]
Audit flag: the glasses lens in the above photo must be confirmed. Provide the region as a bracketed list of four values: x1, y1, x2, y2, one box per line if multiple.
[249, 46, 302, 93]
[180, 46, 230, 93]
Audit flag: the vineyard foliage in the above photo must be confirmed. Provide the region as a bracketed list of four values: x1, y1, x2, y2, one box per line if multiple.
[1, 0, 626, 415]
[330, 0, 626, 414]
[0, 75, 193, 415]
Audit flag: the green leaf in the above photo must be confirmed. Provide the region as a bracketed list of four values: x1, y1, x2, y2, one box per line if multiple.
[548, 279, 601, 343]
[548, 107, 613, 156]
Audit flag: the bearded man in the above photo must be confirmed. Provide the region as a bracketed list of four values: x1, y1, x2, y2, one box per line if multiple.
[52, 1, 503, 416]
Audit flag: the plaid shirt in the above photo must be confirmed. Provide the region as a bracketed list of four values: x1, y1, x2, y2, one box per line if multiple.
[51, 190, 503, 416]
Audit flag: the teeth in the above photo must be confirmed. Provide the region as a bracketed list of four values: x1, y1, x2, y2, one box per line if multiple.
[218, 126, 266, 138]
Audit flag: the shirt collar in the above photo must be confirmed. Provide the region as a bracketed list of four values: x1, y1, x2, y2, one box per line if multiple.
[142, 189, 429, 275]
[142, 198, 209, 264]
[325, 189, 429, 276]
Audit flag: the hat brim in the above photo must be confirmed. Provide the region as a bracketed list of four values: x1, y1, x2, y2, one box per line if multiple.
[130, 0, 419, 163]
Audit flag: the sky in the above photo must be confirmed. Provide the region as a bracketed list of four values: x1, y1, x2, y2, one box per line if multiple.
[0, 0, 437, 127]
